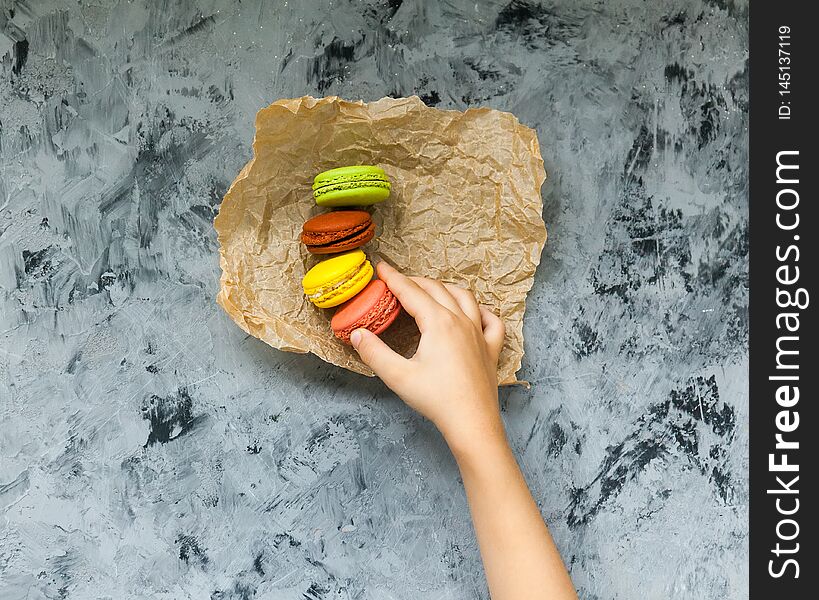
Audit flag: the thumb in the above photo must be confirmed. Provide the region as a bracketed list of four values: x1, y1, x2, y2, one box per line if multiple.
[350, 328, 407, 386]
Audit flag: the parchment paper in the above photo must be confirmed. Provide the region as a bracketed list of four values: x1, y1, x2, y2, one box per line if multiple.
[214, 96, 547, 385]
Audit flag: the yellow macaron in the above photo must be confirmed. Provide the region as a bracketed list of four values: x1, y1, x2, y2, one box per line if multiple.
[302, 249, 373, 308]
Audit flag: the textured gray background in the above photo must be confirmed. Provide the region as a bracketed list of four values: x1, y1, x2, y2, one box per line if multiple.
[0, 1, 748, 598]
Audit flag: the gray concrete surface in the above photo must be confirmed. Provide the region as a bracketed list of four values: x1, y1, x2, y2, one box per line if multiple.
[1, 1, 748, 598]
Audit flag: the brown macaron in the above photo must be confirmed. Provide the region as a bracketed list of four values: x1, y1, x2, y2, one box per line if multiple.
[301, 210, 376, 254]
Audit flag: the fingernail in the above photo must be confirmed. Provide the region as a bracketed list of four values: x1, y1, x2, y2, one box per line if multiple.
[350, 329, 364, 347]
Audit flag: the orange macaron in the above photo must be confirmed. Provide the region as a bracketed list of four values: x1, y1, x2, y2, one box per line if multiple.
[330, 279, 401, 343]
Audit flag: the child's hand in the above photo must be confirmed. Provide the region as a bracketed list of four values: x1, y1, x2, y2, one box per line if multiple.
[350, 261, 507, 455]
[352, 262, 577, 599]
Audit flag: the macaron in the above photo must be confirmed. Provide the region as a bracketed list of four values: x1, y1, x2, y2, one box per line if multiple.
[301, 210, 375, 254]
[302, 249, 373, 308]
[331, 279, 402, 344]
[312, 166, 391, 207]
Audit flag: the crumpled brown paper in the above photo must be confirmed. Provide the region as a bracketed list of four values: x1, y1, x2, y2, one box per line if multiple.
[215, 96, 547, 385]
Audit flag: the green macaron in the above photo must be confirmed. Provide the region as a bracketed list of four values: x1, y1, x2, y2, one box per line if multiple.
[312, 165, 391, 207]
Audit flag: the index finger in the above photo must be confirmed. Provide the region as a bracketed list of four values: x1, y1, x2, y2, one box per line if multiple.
[376, 261, 446, 331]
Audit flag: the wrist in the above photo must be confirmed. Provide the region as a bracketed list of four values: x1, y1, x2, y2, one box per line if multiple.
[444, 419, 511, 468]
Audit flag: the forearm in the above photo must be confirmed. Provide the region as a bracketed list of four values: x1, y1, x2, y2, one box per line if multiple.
[452, 434, 577, 600]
